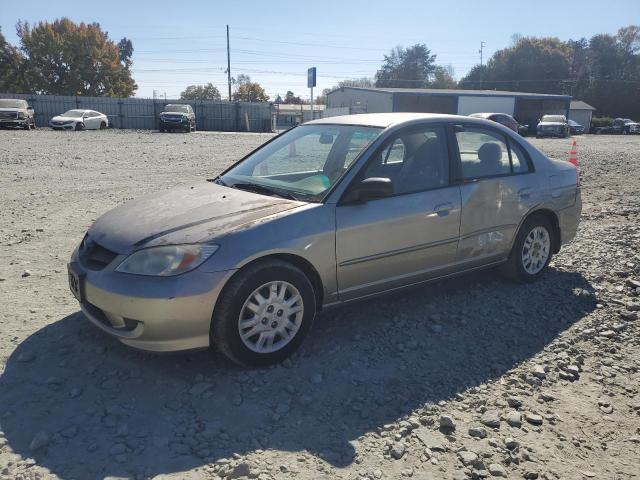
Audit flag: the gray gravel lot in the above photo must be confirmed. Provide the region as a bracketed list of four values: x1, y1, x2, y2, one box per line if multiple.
[0, 129, 639, 480]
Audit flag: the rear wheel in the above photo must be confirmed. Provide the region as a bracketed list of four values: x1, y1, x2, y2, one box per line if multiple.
[212, 259, 316, 366]
[502, 215, 554, 283]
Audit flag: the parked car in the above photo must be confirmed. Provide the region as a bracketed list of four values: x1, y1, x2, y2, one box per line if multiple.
[469, 112, 519, 133]
[50, 109, 109, 130]
[159, 104, 196, 132]
[595, 118, 640, 135]
[568, 119, 585, 135]
[536, 114, 569, 138]
[517, 123, 530, 137]
[0, 99, 36, 130]
[67, 113, 581, 365]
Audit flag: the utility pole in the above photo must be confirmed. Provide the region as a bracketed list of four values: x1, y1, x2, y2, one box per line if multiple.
[479, 41, 485, 89]
[226, 25, 232, 101]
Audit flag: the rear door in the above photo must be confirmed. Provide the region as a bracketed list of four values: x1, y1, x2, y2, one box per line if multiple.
[335, 124, 462, 300]
[454, 125, 539, 265]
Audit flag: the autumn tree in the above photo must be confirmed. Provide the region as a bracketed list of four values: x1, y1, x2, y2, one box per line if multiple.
[180, 83, 221, 100]
[232, 75, 269, 102]
[14, 18, 136, 96]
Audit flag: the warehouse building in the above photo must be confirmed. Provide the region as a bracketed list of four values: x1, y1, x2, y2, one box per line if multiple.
[325, 87, 571, 128]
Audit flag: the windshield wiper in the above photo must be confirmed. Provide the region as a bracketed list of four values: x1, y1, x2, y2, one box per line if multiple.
[230, 183, 300, 201]
[207, 176, 227, 186]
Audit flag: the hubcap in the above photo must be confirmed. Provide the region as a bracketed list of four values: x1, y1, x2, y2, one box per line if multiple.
[521, 226, 551, 275]
[238, 281, 304, 354]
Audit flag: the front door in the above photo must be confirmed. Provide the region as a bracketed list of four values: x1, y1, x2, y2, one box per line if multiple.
[335, 124, 461, 300]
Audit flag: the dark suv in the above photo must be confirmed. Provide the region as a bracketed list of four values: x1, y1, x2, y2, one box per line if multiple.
[159, 104, 196, 132]
[469, 112, 519, 133]
[596, 118, 640, 135]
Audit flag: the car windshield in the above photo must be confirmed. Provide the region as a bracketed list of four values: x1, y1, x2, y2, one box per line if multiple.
[0, 99, 26, 108]
[61, 110, 86, 117]
[164, 105, 189, 113]
[220, 124, 382, 202]
[620, 118, 634, 123]
[541, 115, 565, 123]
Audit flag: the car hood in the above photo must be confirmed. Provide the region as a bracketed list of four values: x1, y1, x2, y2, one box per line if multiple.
[51, 115, 81, 122]
[88, 182, 304, 254]
[624, 122, 640, 126]
[0, 108, 22, 113]
[538, 121, 565, 127]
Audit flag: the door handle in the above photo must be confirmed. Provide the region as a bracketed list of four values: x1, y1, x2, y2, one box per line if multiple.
[518, 187, 532, 199]
[433, 202, 454, 216]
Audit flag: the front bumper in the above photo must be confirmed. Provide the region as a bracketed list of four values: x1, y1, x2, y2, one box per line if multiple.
[50, 122, 75, 130]
[0, 119, 28, 127]
[159, 119, 189, 130]
[69, 248, 236, 352]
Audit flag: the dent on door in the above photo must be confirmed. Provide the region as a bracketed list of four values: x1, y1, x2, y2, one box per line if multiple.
[457, 175, 539, 262]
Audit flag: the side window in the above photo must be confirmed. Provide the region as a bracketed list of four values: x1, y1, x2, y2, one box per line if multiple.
[361, 126, 450, 195]
[381, 138, 405, 164]
[456, 128, 511, 179]
[509, 141, 532, 174]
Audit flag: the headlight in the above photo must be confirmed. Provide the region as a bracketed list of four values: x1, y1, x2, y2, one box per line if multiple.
[17, 112, 26, 119]
[115, 244, 219, 276]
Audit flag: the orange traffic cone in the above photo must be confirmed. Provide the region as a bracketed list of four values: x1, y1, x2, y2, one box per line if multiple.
[568, 139, 578, 166]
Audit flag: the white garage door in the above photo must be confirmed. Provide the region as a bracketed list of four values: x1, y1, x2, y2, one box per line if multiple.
[457, 96, 515, 116]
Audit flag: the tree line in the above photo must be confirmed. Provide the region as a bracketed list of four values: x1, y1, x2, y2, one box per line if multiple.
[2, 17, 639, 118]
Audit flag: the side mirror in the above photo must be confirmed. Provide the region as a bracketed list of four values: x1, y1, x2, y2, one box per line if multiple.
[342, 177, 393, 204]
[27, 107, 34, 112]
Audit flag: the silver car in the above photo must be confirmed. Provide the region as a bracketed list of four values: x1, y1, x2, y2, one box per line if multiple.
[68, 113, 581, 365]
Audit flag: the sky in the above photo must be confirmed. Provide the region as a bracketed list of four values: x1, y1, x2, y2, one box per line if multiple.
[1, 0, 639, 100]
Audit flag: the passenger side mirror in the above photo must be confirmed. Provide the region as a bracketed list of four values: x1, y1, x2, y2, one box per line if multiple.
[342, 177, 393, 204]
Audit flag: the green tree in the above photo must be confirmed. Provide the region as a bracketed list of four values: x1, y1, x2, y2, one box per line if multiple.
[375, 44, 437, 88]
[283, 90, 303, 104]
[459, 37, 571, 93]
[233, 81, 269, 102]
[0, 28, 28, 93]
[16, 18, 137, 96]
[180, 83, 221, 100]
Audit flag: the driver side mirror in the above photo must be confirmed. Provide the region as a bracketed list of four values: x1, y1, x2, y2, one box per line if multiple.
[342, 177, 393, 204]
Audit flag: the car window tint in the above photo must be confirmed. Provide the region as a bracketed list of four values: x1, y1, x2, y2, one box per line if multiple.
[362, 126, 450, 194]
[456, 129, 511, 179]
[257, 131, 334, 176]
[509, 141, 531, 174]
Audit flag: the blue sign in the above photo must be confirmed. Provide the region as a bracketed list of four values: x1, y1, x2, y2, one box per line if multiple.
[307, 67, 316, 88]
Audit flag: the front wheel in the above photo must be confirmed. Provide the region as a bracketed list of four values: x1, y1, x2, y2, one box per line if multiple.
[212, 259, 316, 366]
[502, 215, 554, 283]
[100, 121, 106, 130]
[75, 122, 85, 131]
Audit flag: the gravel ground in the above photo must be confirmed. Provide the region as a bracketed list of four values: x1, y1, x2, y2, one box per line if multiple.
[0, 129, 638, 480]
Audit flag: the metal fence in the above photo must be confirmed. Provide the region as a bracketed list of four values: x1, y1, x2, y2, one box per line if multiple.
[0, 93, 273, 132]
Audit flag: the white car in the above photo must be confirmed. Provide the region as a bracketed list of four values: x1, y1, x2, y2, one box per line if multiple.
[49, 109, 109, 131]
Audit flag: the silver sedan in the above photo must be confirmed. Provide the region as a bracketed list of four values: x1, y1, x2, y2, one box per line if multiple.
[67, 113, 581, 365]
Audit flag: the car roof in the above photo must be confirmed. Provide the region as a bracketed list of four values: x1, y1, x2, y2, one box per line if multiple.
[306, 112, 493, 128]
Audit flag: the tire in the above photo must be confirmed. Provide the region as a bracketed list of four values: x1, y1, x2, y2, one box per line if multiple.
[100, 121, 106, 130]
[184, 124, 191, 133]
[23, 122, 30, 130]
[75, 122, 85, 131]
[212, 259, 316, 366]
[502, 215, 554, 283]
